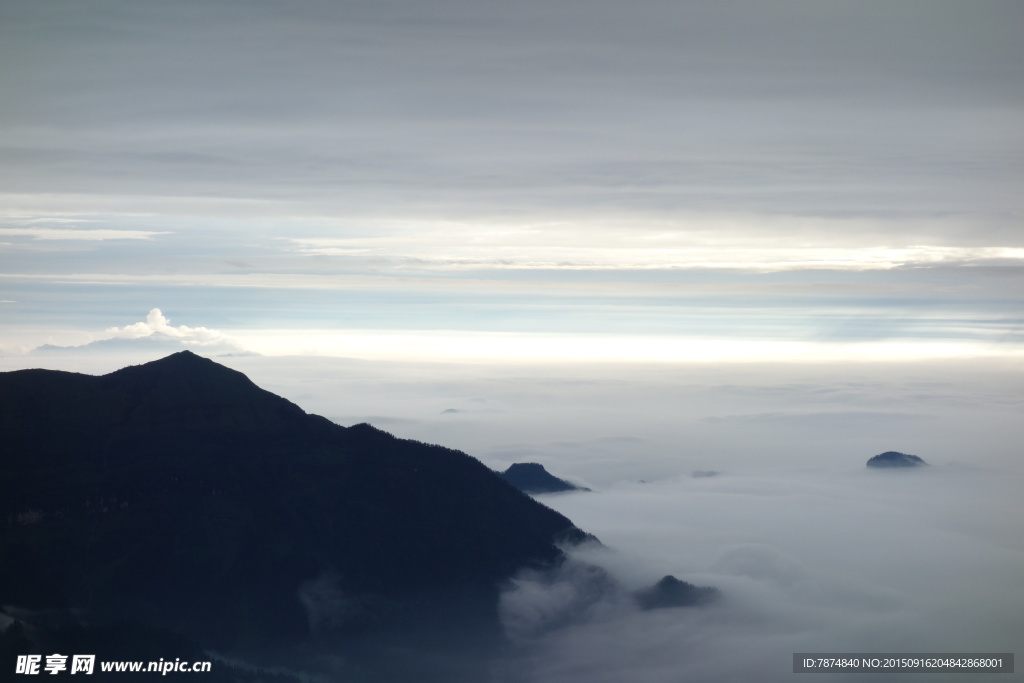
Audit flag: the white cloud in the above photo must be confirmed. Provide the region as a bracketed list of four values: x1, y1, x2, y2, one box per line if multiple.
[103, 308, 238, 347]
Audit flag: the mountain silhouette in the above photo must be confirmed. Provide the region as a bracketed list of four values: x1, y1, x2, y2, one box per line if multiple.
[634, 575, 718, 610]
[866, 451, 927, 468]
[498, 462, 589, 494]
[0, 351, 593, 658]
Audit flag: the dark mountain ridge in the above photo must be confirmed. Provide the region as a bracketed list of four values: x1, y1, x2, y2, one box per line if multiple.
[1, 352, 592, 656]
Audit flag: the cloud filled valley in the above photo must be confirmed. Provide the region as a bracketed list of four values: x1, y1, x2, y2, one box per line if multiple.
[4, 351, 1019, 681]
[238, 355, 1024, 682]
[500, 468, 1022, 682]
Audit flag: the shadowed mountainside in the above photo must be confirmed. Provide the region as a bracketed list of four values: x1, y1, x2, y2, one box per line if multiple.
[0, 351, 593, 658]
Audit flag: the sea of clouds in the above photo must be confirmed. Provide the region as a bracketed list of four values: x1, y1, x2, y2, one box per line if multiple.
[3, 351, 1021, 681]
[222, 355, 1024, 682]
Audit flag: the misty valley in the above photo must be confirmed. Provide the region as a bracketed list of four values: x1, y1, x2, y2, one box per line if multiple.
[1, 352, 1020, 682]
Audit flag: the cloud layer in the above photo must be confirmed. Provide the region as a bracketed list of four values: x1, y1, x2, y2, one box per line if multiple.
[494, 466, 1023, 682]
[2, 0, 1021, 238]
[2, 1, 1022, 361]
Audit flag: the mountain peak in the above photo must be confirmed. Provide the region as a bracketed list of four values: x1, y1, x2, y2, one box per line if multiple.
[165, 349, 201, 359]
[1, 355, 592, 654]
[119, 348, 222, 371]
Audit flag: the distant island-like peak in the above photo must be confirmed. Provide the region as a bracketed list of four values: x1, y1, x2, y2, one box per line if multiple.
[867, 451, 928, 468]
[634, 575, 719, 610]
[498, 462, 590, 494]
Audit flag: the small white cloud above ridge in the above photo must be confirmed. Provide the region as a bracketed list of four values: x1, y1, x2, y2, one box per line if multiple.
[104, 308, 238, 347]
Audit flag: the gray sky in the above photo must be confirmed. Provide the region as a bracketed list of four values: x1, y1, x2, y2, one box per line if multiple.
[3, 0, 1022, 226]
[2, 0, 1023, 359]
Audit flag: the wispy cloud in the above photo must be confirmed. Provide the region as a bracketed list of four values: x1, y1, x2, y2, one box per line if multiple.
[0, 227, 168, 241]
[1, 216, 101, 224]
[233, 328, 1021, 363]
[287, 235, 1024, 272]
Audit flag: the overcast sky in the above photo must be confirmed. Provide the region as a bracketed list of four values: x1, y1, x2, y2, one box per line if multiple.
[1, 0, 1022, 360]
